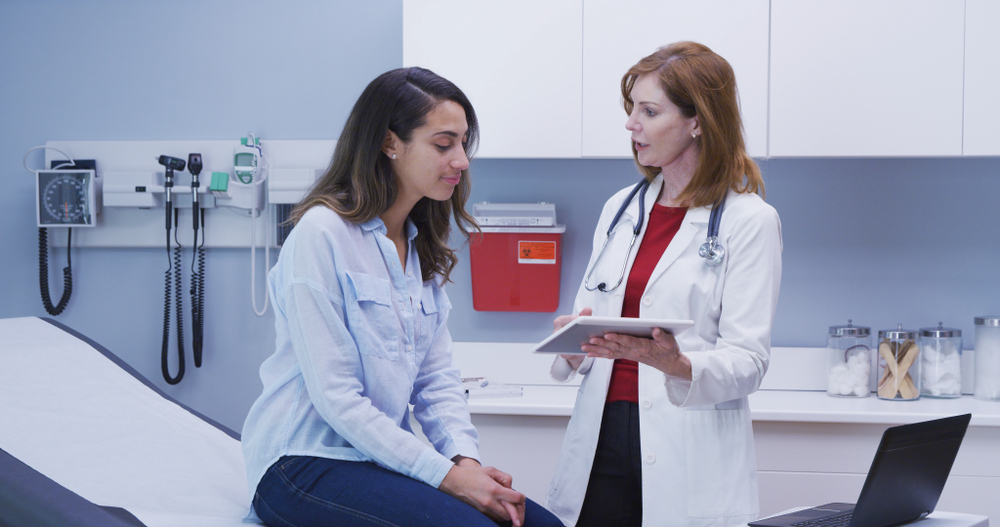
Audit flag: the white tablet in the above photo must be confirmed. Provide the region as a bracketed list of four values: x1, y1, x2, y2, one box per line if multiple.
[533, 316, 695, 354]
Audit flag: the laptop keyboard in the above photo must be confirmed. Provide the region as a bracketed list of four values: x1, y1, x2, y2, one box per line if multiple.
[792, 513, 852, 527]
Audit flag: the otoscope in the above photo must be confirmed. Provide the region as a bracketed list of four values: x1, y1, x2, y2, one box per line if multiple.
[158, 155, 186, 232]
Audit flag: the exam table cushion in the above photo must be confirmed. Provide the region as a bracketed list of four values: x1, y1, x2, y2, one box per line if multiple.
[0, 317, 250, 527]
[0, 445, 145, 527]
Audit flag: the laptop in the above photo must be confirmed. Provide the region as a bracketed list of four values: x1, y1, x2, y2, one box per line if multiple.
[749, 413, 972, 527]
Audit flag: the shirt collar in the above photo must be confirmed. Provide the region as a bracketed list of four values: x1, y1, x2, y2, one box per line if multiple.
[361, 216, 419, 241]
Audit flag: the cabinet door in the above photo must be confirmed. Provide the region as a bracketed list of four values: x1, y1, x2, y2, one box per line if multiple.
[770, 0, 965, 157]
[581, 0, 769, 158]
[964, 0, 1000, 156]
[403, 0, 583, 158]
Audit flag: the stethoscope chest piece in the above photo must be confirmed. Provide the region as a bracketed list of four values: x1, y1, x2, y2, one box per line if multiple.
[699, 236, 725, 267]
[699, 195, 727, 267]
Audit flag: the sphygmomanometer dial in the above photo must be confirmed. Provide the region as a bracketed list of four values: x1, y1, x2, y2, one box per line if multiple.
[38, 171, 93, 226]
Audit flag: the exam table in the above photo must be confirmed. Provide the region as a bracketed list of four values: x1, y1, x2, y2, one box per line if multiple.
[0, 317, 251, 527]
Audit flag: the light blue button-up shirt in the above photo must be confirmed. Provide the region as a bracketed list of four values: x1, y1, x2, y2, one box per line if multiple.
[241, 206, 479, 503]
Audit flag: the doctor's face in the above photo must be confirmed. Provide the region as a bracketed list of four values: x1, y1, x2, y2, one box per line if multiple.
[625, 74, 700, 170]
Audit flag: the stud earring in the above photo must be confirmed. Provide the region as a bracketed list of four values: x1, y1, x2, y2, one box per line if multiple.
[691, 132, 698, 139]
[391, 154, 397, 159]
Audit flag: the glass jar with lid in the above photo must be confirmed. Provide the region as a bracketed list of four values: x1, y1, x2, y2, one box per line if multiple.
[827, 320, 872, 397]
[974, 316, 1000, 401]
[919, 323, 962, 398]
[877, 325, 921, 400]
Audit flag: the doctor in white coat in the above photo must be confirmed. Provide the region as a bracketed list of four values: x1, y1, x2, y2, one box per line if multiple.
[545, 42, 782, 527]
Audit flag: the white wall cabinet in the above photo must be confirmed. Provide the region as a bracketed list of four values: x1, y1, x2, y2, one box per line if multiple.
[582, 0, 770, 158]
[405, 0, 988, 159]
[769, 0, 965, 157]
[403, 0, 583, 158]
[964, 0, 1000, 156]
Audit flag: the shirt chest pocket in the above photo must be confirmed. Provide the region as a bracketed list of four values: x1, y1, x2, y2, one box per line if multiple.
[413, 283, 450, 358]
[345, 271, 400, 361]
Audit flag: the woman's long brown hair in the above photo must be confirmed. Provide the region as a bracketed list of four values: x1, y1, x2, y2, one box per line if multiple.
[288, 67, 479, 284]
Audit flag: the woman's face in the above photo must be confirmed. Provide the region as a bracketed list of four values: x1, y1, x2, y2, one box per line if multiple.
[388, 100, 470, 207]
[625, 74, 700, 170]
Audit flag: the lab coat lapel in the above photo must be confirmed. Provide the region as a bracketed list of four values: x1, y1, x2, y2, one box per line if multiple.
[645, 204, 711, 287]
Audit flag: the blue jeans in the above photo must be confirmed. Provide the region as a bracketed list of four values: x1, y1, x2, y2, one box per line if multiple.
[253, 456, 565, 527]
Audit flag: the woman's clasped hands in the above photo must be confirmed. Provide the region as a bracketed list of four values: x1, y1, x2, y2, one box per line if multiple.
[440, 456, 526, 527]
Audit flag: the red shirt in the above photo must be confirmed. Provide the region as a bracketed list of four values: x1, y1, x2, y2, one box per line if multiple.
[606, 203, 686, 403]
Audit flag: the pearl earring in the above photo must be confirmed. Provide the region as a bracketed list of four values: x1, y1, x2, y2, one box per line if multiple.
[391, 154, 397, 159]
[691, 132, 698, 139]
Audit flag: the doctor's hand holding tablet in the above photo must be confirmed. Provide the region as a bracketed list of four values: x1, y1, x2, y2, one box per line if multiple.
[542, 41, 783, 527]
[538, 307, 696, 380]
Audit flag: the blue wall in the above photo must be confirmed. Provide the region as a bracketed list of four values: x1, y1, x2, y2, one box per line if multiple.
[2, 1, 999, 431]
[0, 0, 403, 431]
[449, 157, 1000, 346]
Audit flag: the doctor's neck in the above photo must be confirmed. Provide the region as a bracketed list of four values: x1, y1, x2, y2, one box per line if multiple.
[655, 145, 699, 208]
[657, 167, 696, 208]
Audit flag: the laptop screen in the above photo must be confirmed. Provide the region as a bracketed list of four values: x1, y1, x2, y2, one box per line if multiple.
[750, 414, 971, 527]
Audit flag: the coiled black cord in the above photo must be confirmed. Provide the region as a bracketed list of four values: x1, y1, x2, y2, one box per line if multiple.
[191, 209, 205, 367]
[161, 217, 185, 385]
[173, 227, 185, 365]
[38, 228, 72, 316]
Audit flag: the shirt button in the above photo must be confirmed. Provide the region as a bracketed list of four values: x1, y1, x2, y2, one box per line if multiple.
[642, 296, 653, 306]
[641, 398, 652, 409]
[645, 453, 656, 464]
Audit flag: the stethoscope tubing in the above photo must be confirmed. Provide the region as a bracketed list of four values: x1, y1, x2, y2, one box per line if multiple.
[584, 178, 726, 293]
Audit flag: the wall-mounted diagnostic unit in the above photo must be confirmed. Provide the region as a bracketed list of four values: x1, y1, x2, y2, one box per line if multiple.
[26, 138, 331, 385]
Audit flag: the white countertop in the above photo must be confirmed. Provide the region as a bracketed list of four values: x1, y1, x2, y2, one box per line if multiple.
[455, 343, 1000, 427]
[467, 385, 1000, 427]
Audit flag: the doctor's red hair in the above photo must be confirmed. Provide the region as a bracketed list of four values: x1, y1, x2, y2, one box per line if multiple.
[622, 41, 764, 208]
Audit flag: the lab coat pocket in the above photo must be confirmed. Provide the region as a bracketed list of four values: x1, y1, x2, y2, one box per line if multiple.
[345, 271, 400, 361]
[684, 405, 758, 518]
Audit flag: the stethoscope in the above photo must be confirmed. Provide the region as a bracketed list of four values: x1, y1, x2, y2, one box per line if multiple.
[583, 178, 726, 293]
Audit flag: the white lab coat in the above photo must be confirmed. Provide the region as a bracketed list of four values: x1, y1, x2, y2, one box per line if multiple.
[545, 174, 782, 527]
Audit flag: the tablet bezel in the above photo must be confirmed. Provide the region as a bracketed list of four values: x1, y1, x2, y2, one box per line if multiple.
[533, 316, 695, 354]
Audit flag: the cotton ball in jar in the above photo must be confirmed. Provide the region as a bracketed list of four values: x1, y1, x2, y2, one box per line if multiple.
[921, 335, 962, 397]
[827, 347, 870, 397]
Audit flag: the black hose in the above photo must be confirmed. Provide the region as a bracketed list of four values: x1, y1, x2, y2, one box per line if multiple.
[38, 228, 72, 316]
[161, 221, 184, 385]
[173, 225, 185, 369]
[191, 210, 205, 367]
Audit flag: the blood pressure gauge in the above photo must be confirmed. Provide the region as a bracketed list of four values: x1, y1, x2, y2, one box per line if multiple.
[36, 169, 98, 227]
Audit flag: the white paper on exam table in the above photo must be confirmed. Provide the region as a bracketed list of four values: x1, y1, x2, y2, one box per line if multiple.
[533, 316, 694, 355]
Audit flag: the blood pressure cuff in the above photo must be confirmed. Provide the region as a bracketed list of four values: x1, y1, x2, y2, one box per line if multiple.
[0, 446, 147, 527]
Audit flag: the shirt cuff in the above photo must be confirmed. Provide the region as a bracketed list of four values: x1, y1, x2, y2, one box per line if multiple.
[410, 448, 458, 489]
[440, 437, 480, 465]
[664, 356, 698, 406]
[551, 356, 577, 382]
